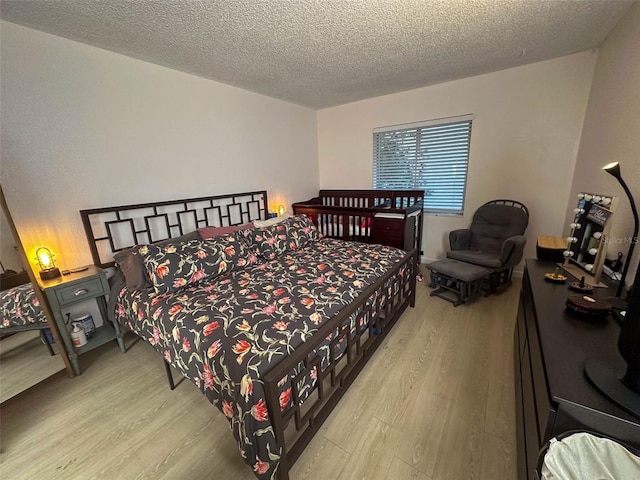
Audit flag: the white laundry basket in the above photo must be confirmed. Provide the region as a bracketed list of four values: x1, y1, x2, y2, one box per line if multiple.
[537, 431, 640, 480]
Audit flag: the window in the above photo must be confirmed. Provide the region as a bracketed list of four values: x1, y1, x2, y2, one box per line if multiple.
[373, 115, 473, 215]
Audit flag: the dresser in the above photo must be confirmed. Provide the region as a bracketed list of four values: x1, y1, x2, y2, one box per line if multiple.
[515, 259, 640, 479]
[371, 215, 417, 251]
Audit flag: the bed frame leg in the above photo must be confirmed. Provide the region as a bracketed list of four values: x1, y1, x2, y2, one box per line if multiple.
[40, 330, 55, 356]
[163, 359, 176, 390]
[410, 251, 418, 308]
[275, 456, 290, 480]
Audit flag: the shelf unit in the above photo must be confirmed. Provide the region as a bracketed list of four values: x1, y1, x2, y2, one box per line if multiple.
[39, 265, 125, 374]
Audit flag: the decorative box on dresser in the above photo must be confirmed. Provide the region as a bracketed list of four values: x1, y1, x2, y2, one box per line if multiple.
[515, 259, 640, 479]
[39, 265, 125, 375]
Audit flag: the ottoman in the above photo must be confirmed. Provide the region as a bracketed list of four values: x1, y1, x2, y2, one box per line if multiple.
[427, 258, 492, 307]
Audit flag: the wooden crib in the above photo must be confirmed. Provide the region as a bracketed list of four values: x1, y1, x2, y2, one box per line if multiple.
[292, 189, 424, 254]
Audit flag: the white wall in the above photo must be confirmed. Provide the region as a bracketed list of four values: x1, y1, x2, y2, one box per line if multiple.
[0, 21, 318, 271]
[317, 52, 597, 270]
[565, 3, 640, 290]
[0, 206, 22, 272]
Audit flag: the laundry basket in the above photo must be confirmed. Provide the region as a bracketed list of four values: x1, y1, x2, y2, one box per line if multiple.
[536, 431, 640, 480]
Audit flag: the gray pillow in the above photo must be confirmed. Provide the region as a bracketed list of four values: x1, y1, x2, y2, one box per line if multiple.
[114, 231, 200, 291]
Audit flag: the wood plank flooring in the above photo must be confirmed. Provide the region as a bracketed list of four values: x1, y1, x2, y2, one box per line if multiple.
[0, 279, 520, 479]
[0, 331, 65, 403]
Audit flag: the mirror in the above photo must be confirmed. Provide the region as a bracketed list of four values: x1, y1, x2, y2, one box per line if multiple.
[1, 185, 72, 403]
[562, 192, 616, 287]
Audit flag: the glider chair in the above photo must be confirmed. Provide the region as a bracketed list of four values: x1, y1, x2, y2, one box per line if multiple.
[447, 199, 529, 294]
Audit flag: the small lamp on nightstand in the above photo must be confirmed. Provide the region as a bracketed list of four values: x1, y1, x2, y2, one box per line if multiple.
[35, 246, 61, 280]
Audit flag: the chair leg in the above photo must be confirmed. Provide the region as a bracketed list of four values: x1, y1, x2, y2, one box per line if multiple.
[486, 269, 513, 295]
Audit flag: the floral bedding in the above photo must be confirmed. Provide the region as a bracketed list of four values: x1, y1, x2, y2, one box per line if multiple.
[114, 236, 407, 479]
[1, 283, 47, 329]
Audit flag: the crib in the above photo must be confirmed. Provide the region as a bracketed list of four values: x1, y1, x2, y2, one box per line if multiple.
[292, 189, 424, 254]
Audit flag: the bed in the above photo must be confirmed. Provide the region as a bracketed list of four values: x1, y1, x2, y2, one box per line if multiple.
[81, 191, 417, 480]
[292, 189, 424, 254]
[1, 272, 54, 355]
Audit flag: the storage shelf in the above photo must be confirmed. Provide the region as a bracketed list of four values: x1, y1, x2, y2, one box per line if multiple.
[74, 323, 117, 355]
[41, 266, 125, 375]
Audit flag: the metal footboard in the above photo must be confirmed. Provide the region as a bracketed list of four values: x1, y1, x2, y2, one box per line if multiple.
[262, 248, 417, 479]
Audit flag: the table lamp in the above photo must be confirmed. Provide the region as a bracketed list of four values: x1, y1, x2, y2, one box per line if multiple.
[35, 246, 61, 279]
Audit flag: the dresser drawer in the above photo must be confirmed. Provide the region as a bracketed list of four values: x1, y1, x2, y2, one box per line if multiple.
[54, 276, 106, 306]
[372, 218, 404, 248]
[373, 217, 404, 235]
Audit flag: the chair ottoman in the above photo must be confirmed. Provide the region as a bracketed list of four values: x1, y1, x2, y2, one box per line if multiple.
[427, 258, 492, 307]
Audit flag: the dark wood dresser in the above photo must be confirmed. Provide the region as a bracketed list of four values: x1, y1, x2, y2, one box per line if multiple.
[370, 216, 417, 251]
[515, 259, 640, 479]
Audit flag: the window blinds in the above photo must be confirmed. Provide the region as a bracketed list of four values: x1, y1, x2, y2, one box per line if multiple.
[373, 115, 473, 214]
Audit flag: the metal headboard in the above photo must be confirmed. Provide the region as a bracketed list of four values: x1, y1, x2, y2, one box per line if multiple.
[80, 191, 268, 267]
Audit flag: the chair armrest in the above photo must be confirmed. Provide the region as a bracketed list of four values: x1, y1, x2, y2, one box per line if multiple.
[500, 235, 527, 268]
[449, 229, 472, 250]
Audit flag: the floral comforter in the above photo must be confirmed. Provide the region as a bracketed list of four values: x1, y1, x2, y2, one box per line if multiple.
[114, 238, 407, 479]
[1, 283, 46, 328]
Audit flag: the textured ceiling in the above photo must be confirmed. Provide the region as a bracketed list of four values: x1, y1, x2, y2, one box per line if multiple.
[0, 0, 633, 109]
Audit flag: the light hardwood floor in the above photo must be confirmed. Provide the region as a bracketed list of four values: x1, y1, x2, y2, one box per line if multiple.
[0, 331, 65, 403]
[0, 279, 520, 480]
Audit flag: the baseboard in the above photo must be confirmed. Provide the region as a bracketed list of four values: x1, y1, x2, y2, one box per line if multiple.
[420, 256, 438, 265]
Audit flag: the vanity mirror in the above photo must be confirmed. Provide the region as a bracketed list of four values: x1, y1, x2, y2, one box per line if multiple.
[562, 192, 616, 287]
[1, 185, 72, 402]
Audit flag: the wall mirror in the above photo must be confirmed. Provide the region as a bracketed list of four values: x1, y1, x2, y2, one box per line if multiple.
[562, 192, 616, 287]
[1, 185, 72, 403]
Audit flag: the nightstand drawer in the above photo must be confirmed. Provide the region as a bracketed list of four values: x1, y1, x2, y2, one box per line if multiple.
[54, 277, 106, 306]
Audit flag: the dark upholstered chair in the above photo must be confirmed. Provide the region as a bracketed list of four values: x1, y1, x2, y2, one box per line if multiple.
[447, 199, 529, 293]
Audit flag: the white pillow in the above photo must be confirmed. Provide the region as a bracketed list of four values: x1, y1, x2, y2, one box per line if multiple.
[253, 212, 291, 228]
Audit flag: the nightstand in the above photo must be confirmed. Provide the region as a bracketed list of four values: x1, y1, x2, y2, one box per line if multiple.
[39, 265, 125, 375]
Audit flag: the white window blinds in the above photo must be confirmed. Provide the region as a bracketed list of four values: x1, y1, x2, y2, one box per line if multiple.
[373, 115, 473, 215]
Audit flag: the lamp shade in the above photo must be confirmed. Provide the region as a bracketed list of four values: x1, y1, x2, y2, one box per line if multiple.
[603, 161, 622, 180]
[35, 246, 61, 280]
